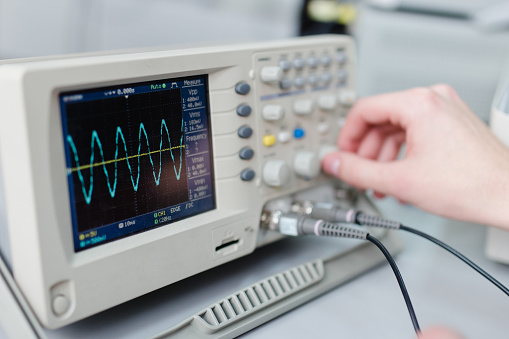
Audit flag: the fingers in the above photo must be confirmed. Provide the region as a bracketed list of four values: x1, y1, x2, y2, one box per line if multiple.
[356, 125, 402, 159]
[322, 151, 402, 195]
[430, 84, 473, 113]
[430, 84, 458, 98]
[338, 88, 421, 151]
[430, 84, 462, 103]
[371, 131, 405, 200]
[377, 130, 406, 162]
[339, 86, 454, 152]
[418, 326, 464, 339]
[353, 130, 404, 200]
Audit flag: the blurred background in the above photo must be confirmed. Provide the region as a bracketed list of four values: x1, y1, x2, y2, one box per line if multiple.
[1, 0, 509, 120]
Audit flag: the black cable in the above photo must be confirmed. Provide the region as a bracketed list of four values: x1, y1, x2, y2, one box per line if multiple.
[349, 210, 509, 297]
[366, 234, 421, 334]
[400, 225, 509, 297]
[274, 214, 421, 334]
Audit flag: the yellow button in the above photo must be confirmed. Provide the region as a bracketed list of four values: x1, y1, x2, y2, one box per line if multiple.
[263, 134, 276, 147]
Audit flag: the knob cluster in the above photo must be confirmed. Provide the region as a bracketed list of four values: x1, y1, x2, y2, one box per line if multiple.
[262, 145, 338, 187]
[260, 50, 348, 90]
[256, 48, 350, 188]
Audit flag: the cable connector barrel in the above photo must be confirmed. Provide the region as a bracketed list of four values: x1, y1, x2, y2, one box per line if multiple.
[292, 200, 357, 223]
[272, 212, 368, 240]
[291, 200, 400, 229]
[355, 212, 401, 229]
[262, 210, 419, 334]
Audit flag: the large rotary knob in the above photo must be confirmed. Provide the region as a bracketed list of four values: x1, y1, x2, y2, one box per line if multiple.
[318, 145, 338, 162]
[262, 160, 290, 187]
[293, 151, 320, 179]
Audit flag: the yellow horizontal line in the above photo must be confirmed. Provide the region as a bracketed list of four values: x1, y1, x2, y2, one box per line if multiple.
[70, 145, 185, 172]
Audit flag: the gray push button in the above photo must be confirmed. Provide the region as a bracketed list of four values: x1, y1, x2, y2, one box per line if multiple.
[321, 54, 332, 66]
[235, 83, 251, 95]
[294, 76, 306, 88]
[279, 59, 292, 71]
[293, 58, 306, 69]
[321, 72, 332, 85]
[308, 56, 319, 68]
[239, 147, 254, 160]
[308, 74, 319, 87]
[238, 126, 253, 138]
[240, 169, 255, 181]
[280, 78, 292, 90]
[336, 52, 347, 65]
[337, 69, 348, 83]
[236, 104, 252, 117]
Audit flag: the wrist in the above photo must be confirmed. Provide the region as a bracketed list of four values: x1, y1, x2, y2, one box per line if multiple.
[477, 165, 509, 230]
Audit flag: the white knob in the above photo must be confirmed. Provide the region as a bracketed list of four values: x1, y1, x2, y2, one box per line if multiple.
[263, 160, 291, 187]
[339, 90, 357, 106]
[317, 122, 330, 135]
[293, 99, 314, 116]
[293, 152, 320, 179]
[318, 145, 338, 162]
[262, 105, 285, 121]
[277, 130, 292, 143]
[318, 94, 337, 111]
[260, 66, 283, 83]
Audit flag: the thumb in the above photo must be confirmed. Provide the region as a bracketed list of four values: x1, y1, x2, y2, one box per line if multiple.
[322, 151, 398, 194]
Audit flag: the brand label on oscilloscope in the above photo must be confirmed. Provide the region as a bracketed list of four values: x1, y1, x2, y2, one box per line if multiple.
[62, 94, 83, 102]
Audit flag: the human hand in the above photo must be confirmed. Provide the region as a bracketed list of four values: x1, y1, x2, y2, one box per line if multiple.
[418, 326, 463, 339]
[322, 85, 509, 229]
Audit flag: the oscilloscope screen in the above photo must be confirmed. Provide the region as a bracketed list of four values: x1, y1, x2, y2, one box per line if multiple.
[59, 75, 215, 251]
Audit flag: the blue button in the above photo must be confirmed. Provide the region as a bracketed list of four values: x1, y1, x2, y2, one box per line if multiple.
[294, 128, 305, 139]
[239, 147, 254, 160]
[238, 126, 253, 138]
[235, 83, 251, 95]
[236, 104, 252, 117]
[240, 169, 255, 181]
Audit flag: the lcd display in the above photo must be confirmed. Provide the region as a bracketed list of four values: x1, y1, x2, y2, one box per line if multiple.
[59, 75, 215, 251]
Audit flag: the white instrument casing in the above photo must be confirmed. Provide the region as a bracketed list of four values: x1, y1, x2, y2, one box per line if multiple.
[0, 35, 355, 328]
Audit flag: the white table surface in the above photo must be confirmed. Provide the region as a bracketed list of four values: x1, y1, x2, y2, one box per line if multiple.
[242, 198, 509, 339]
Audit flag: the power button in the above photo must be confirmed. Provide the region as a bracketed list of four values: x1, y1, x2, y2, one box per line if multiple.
[52, 294, 70, 316]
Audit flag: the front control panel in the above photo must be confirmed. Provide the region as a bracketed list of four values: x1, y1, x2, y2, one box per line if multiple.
[254, 46, 355, 193]
[210, 36, 356, 205]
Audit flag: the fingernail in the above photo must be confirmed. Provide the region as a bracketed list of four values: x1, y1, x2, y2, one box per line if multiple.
[322, 155, 341, 176]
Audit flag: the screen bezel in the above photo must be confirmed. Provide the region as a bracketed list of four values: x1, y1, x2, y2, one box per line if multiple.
[58, 74, 216, 252]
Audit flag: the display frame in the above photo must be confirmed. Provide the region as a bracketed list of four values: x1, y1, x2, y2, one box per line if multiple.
[59, 74, 216, 252]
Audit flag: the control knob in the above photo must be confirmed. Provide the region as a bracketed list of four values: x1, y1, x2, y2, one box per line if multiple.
[318, 145, 338, 162]
[263, 160, 290, 187]
[260, 66, 283, 83]
[293, 151, 320, 179]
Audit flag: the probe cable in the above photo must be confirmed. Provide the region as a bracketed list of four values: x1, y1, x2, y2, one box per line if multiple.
[399, 224, 509, 297]
[306, 203, 509, 297]
[274, 214, 421, 334]
[365, 233, 420, 334]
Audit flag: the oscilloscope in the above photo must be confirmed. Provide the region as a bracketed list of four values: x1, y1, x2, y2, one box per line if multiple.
[0, 35, 395, 334]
